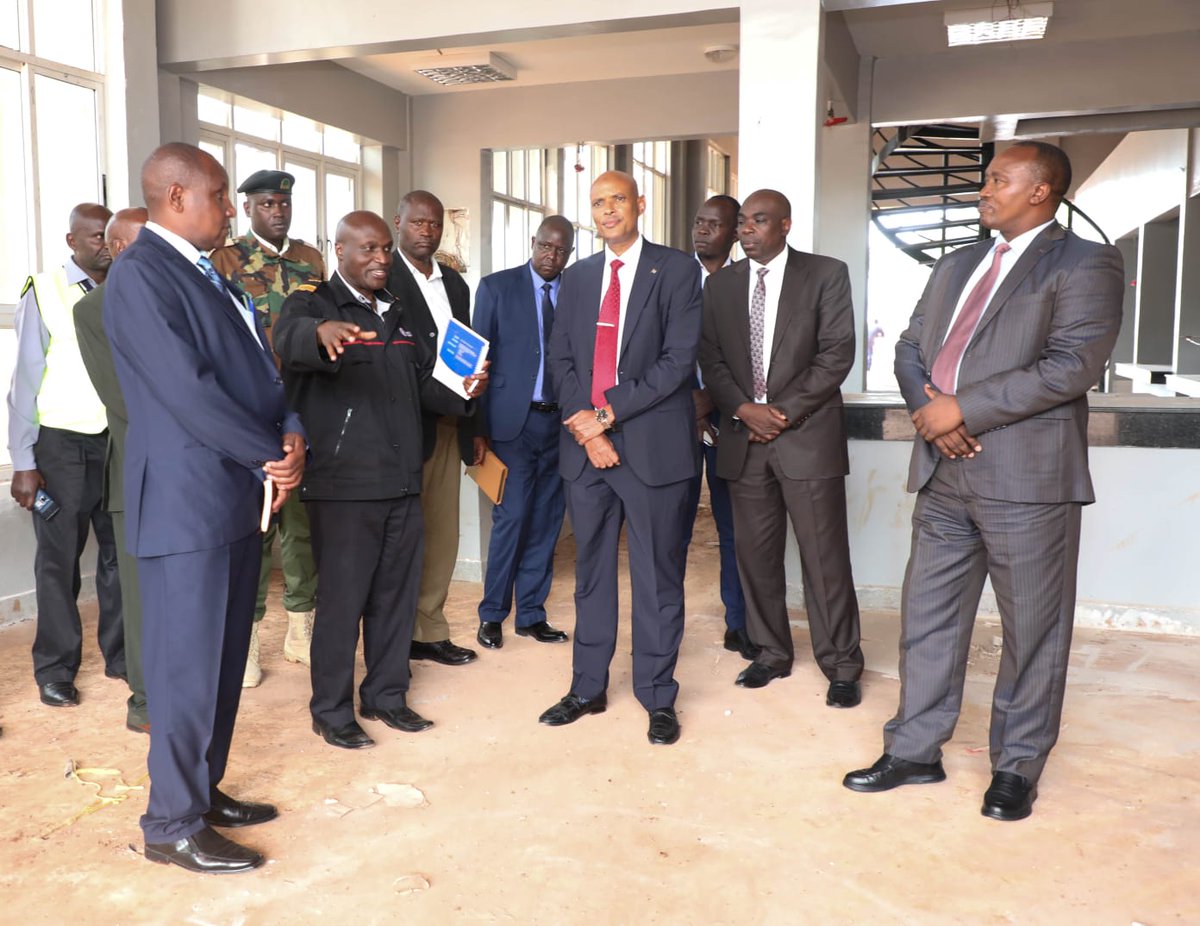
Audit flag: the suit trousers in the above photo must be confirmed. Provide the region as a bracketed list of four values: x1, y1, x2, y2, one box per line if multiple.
[682, 439, 746, 630]
[30, 426, 124, 685]
[110, 510, 148, 726]
[564, 433, 690, 712]
[728, 440, 863, 681]
[253, 489, 317, 621]
[137, 530, 259, 843]
[414, 417, 460, 643]
[883, 459, 1081, 783]
[306, 496, 423, 727]
[478, 408, 564, 627]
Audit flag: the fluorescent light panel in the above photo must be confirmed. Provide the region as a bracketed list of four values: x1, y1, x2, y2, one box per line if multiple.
[414, 53, 515, 86]
[945, 2, 1052, 46]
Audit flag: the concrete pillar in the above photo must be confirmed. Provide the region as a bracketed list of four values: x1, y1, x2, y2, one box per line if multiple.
[1174, 133, 1200, 374]
[1136, 220, 1179, 367]
[363, 145, 401, 221]
[738, 0, 823, 250]
[104, 0, 160, 207]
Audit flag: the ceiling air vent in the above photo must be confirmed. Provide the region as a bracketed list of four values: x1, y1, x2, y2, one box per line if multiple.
[414, 53, 516, 87]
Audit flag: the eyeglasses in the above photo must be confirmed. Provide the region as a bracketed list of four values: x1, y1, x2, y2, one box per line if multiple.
[534, 241, 572, 259]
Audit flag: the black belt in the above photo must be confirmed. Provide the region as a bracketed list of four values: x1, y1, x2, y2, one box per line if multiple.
[530, 402, 560, 413]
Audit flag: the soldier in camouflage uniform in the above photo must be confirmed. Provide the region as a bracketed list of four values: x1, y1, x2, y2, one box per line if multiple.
[211, 169, 325, 687]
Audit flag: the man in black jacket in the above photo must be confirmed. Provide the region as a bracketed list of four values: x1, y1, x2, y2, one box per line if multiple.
[274, 211, 487, 750]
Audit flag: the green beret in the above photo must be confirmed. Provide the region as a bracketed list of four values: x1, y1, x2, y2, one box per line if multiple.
[238, 169, 295, 195]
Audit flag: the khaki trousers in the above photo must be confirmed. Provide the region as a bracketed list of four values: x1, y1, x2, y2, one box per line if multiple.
[414, 417, 461, 642]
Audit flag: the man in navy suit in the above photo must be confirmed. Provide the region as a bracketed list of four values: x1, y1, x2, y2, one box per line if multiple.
[474, 216, 574, 650]
[105, 144, 305, 874]
[539, 171, 701, 746]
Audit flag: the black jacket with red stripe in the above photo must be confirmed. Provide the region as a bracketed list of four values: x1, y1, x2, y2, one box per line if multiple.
[274, 273, 470, 501]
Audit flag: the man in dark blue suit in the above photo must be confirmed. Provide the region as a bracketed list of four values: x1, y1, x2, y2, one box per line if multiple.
[539, 171, 701, 746]
[474, 216, 574, 650]
[105, 144, 305, 874]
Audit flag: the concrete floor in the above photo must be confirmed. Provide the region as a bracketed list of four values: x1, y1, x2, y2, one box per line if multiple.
[0, 510, 1196, 926]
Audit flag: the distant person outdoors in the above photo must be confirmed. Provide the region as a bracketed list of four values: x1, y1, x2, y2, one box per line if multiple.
[7, 202, 125, 709]
[211, 169, 325, 687]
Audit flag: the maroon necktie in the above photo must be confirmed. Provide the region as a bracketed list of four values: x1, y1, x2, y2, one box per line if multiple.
[591, 258, 623, 407]
[930, 242, 1011, 394]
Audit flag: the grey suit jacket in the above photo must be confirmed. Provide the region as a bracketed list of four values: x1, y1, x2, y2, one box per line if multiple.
[73, 282, 127, 513]
[894, 223, 1124, 504]
[698, 247, 855, 482]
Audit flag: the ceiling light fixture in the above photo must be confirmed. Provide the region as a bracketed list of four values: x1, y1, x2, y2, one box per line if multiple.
[414, 52, 516, 86]
[944, 1, 1053, 47]
[703, 44, 738, 64]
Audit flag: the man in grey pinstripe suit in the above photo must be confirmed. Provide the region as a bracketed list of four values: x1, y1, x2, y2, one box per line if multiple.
[843, 142, 1123, 821]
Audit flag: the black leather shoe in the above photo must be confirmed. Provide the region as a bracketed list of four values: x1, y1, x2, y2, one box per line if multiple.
[361, 704, 434, 733]
[981, 771, 1037, 821]
[647, 708, 680, 745]
[723, 628, 760, 660]
[312, 717, 375, 749]
[477, 622, 503, 649]
[826, 680, 862, 708]
[516, 621, 569, 643]
[39, 681, 79, 707]
[843, 753, 947, 792]
[409, 639, 478, 665]
[538, 692, 607, 726]
[145, 825, 263, 874]
[203, 788, 278, 828]
[735, 662, 790, 689]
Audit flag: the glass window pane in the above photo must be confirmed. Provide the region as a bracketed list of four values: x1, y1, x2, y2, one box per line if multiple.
[323, 171, 356, 267]
[197, 90, 231, 128]
[233, 103, 279, 142]
[527, 150, 542, 206]
[0, 0, 19, 51]
[492, 150, 507, 196]
[233, 142, 277, 237]
[0, 67, 30, 296]
[32, 0, 94, 69]
[33, 76, 100, 267]
[491, 200, 505, 273]
[283, 160, 317, 245]
[510, 149, 526, 202]
[198, 138, 225, 168]
[323, 126, 360, 164]
[282, 113, 321, 153]
[505, 205, 526, 271]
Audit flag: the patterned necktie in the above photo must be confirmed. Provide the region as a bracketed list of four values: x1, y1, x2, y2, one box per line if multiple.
[750, 266, 768, 401]
[196, 254, 226, 294]
[540, 282, 555, 402]
[591, 258, 623, 408]
[930, 242, 1011, 394]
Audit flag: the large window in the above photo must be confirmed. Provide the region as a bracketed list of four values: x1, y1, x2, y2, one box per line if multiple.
[198, 87, 362, 270]
[632, 141, 671, 245]
[1, 0, 105, 313]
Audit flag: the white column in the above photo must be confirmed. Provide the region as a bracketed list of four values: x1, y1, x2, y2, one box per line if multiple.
[104, 0, 161, 208]
[738, 0, 824, 250]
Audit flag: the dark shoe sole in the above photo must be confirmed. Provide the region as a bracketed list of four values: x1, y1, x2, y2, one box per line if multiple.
[476, 629, 503, 649]
[735, 669, 790, 689]
[981, 802, 1034, 822]
[311, 720, 375, 749]
[515, 629, 569, 643]
[539, 702, 606, 726]
[202, 808, 278, 829]
[360, 708, 434, 733]
[843, 769, 947, 793]
[144, 846, 264, 873]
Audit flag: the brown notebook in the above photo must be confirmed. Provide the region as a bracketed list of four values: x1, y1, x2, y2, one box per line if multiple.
[466, 448, 508, 505]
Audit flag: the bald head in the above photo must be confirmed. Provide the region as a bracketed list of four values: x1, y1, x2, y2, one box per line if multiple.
[394, 190, 445, 271]
[738, 189, 792, 264]
[104, 207, 148, 260]
[140, 143, 234, 251]
[67, 202, 113, 282]
[335, 210, 393, 298]
[590, 171, 643, 254]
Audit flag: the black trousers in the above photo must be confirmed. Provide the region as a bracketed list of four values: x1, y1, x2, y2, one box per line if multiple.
[306, 496, 424, 727]
[31, 426, 123, 685]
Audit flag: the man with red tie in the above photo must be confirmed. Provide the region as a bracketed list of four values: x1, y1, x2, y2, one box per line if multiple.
[539, 171, 701, 746]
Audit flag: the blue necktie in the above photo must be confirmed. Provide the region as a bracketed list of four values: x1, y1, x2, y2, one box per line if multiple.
[540, 282, 555, 402]
[196, 254, 226, 294]
[198, 254, 258, 336]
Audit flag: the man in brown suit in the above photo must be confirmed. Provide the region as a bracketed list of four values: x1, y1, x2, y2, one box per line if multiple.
[698, 189, 863, 708]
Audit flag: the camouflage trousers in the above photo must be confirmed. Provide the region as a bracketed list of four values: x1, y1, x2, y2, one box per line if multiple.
[254, 489, 317, 621]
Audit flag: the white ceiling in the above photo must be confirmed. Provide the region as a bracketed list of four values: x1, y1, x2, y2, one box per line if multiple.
[338, 22, 740, 96]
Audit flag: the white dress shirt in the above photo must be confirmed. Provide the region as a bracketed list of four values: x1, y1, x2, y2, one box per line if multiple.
[746, 246, 790, 402]
[335, 268, 392, 317]
[940, 219, 1055, 391]
[598, 234, 645, 379]
[252, 230, 290, 255]
[694, 253, 732, 389]
[396, 249, 453, 334]
[145, 221, 258, 338]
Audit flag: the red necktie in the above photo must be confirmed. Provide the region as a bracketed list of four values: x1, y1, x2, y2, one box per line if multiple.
[591, 258, 623, 407]
[930, 242, 1010, 394]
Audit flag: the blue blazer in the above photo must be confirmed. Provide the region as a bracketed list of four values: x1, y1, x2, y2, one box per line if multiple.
[472, 262, 550, 444]
[547, 240, 701, 487]
[104, 228, 303, 557]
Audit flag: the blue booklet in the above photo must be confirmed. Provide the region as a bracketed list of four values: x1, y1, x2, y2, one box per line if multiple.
[435, 317, 490, 398]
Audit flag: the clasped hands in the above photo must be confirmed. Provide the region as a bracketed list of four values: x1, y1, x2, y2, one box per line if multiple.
[735, 402, 789, 443]
[263, 432, 306, 512]
[565, 406, 619, 469]
[911, 383, 982, 460]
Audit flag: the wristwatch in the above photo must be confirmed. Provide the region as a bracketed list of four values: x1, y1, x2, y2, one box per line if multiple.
[595, 406, 610, 429]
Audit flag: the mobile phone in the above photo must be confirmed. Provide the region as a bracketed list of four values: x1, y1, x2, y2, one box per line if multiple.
[33, 488, 60, 520]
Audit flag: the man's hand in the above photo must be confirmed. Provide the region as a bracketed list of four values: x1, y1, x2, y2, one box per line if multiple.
[472, 436, 488, 466]
[932, 426, 982, 460]
[584, 433, 620, 469]
[316, 320, 376, 363]
[693, 387, 714, 420]
[10, 469, 45, 510]
[735, 403, 789, 442]
[263, 432, 306, 490]
[565, 406, 615, 446]
[464, 359, 490, 398]
[911, 384, 978, 452]
[271, 482, 290, 513]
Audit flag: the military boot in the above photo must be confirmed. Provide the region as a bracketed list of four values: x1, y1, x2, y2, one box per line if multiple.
[283, 609, 314, 667]
[242, 622, 263, 688]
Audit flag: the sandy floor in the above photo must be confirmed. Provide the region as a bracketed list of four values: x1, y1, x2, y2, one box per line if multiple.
[0, 512, 1196, 926]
